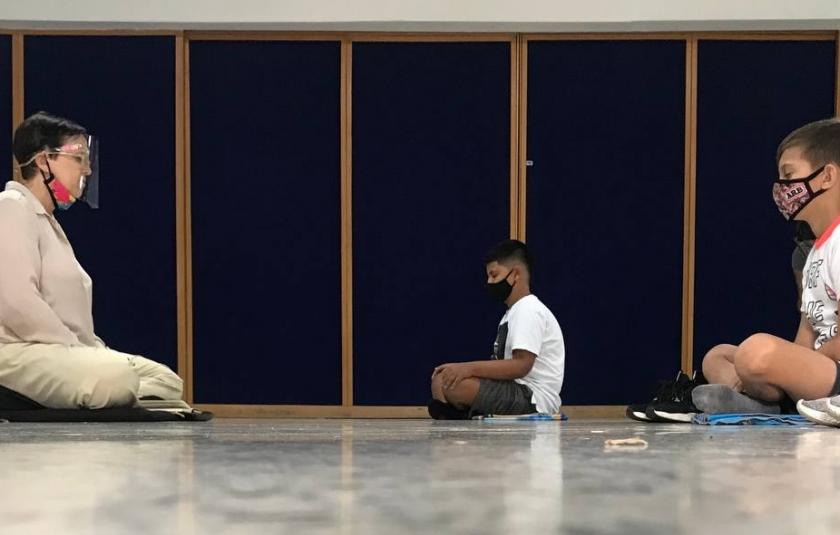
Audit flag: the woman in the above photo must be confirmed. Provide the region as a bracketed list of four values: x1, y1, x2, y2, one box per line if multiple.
[0, 111, 182, 408]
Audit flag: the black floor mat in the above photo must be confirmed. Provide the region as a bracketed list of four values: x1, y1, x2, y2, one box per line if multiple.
[0, 407, 213, 422]
[0, 384, 213, 422]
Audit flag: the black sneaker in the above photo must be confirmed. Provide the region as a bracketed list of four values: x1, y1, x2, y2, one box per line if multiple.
[427, 399, 470, 420]
[626, 373, 683, 422]
[645, 372, 703, 423]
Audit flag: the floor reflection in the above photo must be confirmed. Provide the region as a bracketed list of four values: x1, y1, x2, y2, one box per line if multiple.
[1, 420, 839, 534]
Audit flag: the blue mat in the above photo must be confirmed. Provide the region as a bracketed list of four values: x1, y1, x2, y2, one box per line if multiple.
[692, 413, 812, 426]
[473, 413, 568, 421]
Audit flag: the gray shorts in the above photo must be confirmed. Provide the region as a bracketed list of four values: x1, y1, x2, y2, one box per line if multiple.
[471, 379, 537, 416]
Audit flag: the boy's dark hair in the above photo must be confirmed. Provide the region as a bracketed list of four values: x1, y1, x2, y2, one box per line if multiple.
[776, 118, 840, 169]
[484, 239, 533, 277]
[13, 111, 87, 180]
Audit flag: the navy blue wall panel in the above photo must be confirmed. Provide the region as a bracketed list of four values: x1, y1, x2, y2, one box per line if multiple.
[694, 41, 836, 367]
[25, 36, 177, 370]
[353, 42, 511, 405]
[526, 41, 686, 405]
[0, 36, 10, 182]
[190, 41, 341, 404]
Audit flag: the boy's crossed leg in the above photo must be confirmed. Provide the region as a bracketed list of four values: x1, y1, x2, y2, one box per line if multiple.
[698, 334, 840, 413]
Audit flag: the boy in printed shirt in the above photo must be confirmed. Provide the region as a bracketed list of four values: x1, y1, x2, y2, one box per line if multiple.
[429, 240, 565, 419]
[696, 119, 840, 422]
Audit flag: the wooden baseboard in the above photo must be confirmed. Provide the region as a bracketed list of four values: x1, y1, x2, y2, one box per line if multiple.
[192, 404, 341, 418]
[560, 405, 626, 419]
[193, 404, 626, 419]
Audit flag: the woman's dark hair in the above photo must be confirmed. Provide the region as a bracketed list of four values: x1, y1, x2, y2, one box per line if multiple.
[13, 111, 86, 180]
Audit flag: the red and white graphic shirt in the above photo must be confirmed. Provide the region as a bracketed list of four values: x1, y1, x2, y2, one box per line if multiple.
[801, 216, 840, 349]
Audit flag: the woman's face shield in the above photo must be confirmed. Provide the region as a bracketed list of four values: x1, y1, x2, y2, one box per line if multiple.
[48, 135, 99, 209]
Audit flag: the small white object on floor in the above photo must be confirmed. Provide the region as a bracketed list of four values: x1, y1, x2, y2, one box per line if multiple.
[604, 437, 649, 449]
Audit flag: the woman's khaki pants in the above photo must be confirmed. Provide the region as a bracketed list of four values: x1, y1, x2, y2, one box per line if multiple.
[0, 343, 183, 409]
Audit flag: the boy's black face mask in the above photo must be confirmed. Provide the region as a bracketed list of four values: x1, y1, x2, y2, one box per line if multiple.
[486, 270, 515, 303]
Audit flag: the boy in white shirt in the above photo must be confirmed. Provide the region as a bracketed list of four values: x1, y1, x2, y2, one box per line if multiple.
[429, 240, 565, 419]
[695, 118, 840, 421]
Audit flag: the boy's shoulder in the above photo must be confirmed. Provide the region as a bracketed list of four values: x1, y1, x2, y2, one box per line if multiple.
[819, 226, 840, 268]
[510, 294, 553, 318]
[816, 217, 840, 257]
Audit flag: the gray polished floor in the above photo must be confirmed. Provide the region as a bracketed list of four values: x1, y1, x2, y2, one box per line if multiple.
[1, 418, 838, 534]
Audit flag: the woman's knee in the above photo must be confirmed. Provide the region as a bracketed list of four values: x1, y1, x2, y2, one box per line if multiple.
[158, 367, 184, 398]
[130, 357, 184, 400]
[82, 361, 139, 408]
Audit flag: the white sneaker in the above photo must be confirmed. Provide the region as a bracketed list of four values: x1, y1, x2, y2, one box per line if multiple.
[797, 398, 840, 427]
[827, 395, 840, 420]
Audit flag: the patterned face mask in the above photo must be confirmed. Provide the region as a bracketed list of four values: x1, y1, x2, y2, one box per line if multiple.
[43, 163, 80, 211]
[772, 166, 826, 221]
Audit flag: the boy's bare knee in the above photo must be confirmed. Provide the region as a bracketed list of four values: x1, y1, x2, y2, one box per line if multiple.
[431, 373, 446, 401]
[702, 344, 734, 380]
[735, 334, 778, 380]
[707, 343, 737, 357]
[701, 356, 716, 380]
[701, 350, 718, 372]
[443, 380, 478, 408]
[738, 334, 778, 358]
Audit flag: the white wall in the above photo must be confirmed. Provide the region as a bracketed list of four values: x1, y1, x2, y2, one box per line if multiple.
[0, 0, 839, 32]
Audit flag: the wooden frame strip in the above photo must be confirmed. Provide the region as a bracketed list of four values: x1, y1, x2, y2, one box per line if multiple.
[509, 35, 520, 239]
[175, 32, 192, 404]
[341, 38, 354, 408]
[183, 37, 195, 404]
[11, 33, 23, 133]
[679, 31, 836, 41]
[14, 29, 179, 36]
[525, 31, 835, 42]
[186, 31, 344, 42]
[193, 404, 625, 419]
[339, 32, 515, 42]
[185, 31, 514, 42]
[517, 37, 529, 241]
[5, 28, 835, 41]
[526, 32, 687, 41]
[194, 404, 349, 418]
[836, 31, 840, 117]
[681, 37, 699, 375]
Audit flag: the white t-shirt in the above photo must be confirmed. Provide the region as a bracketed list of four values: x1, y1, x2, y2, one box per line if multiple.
[801, 217, 840, 349]
[493, 294, 565, 414]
